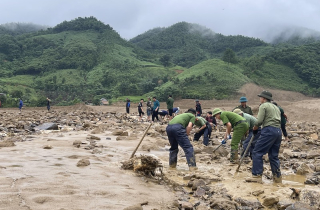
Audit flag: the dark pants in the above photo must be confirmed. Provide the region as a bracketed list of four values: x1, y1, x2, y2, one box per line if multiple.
[281, 123, 287, 137]
[47, 105, 50, 111]
[126, 107, 130, 114]
[193, 123, 212, 146]
[166, 124, 196, 167]
[152, 110, 159, 121]
[242, 128, 261, 158]
[168, 109, 173, 116]
[252, 126, 282, 177]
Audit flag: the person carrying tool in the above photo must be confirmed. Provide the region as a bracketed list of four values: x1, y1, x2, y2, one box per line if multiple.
[212, 108, 249, 164]
[19, 98, 23, 112]
[233, 109, 261, 158]
[166, 108, 197, 171]
[272, 102, 289, 141]
[166, 95, 174, 120]
[245, 90, 282, 184]
[233, 97, 253, 115]
[47, 97, 51, 111]
[193, 116, 212, 146]
[195, 100, 202, 116]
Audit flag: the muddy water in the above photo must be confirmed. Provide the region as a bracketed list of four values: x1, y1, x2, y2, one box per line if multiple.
[0, 131, 176, 210]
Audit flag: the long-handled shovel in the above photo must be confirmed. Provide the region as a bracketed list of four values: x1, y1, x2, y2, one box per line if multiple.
[130, 123, 152, 159]
[236, 135, 255, 172]
[213, 139, 227, 153]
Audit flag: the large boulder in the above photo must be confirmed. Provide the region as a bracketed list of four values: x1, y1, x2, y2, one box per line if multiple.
[33, 123, 58, 131]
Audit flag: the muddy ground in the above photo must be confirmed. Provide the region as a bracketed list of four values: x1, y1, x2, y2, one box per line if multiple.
[1, 84, 320, 210]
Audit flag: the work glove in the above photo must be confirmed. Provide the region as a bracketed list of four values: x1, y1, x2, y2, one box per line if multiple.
[253, 129, 258, 135]
[221, 139, 227, 144]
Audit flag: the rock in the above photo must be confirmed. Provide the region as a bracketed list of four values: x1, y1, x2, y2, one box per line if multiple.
[209, 196, 237, 210]
[262, 196, 279, 207]
[0, 141, 15, 147]
[120, 131, 129, 136]
[307, 150, 320, 159]
[116, 136, 127, 141]
[77, 159, 90, 167]
[33, 123, 58, 131]
[87, 135, 101, 140]
[179, 201, 193, 210]
[43, 145, 52, 149]
[286, 202, 316, 210]
[296, 163, 311, 175]
[196, 204, 209, 210]
[192, 179, 206, 191]
[235, 198, 263, 209]
[112, 130, 124, 135]
[300, 189, 320, 208]
[194, 187, 206, 197]
[73, 140, 82, 148]
[315, 165, 320, 172]
[106, 137, 112, 140]
[252, 190, 264, 196]
[214, 145, 229, 157]
[277, 201, 292, 210]
[123, 205, 143, 210]
[310, 133, 318, 140]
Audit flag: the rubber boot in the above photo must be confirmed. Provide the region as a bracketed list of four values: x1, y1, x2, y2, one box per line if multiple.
[229, 149, 239, 165]
[169, 149, 179, 168]
[245, 175, 262, 184]
[273, 175, 282, 183]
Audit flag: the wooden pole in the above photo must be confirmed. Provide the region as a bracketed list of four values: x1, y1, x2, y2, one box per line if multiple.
[130, 123, 152, 159]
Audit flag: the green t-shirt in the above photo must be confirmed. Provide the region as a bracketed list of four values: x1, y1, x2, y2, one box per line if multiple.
[233, 105, 253, 115]
[194, 117, 207, 128]
[166, 97, 174, 109]
[242, 113, 257, 130]
[169, 113, 195, 128]
[255, 102, 281, 128]
[220, 111, 246, 127]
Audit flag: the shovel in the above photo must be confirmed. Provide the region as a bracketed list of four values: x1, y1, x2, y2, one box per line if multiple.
[213, 139, 227, 153]
[236, 134, 255, 172]
[130, 123, 152, 159]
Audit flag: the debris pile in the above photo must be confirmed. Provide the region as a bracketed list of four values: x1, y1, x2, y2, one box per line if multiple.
[121, 155, 163, 177]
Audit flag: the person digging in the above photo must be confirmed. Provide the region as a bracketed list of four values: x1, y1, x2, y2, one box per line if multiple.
[233, 108, 261, 159]
[193, 116, 212, 146]
[245, 90, 282, 184]
[212, 108, 249, 164]
[166, 108, 198, 171]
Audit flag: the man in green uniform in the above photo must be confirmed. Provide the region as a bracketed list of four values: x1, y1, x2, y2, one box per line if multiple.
[233, 109, 261, 158]
[193, 116, 212, 146]
[166, 95, 174, 120]
[246, 91, 282, 184]
[212, 108, 249, 164]
[166, 108, 197, 171]
[233, 97, 253, 115]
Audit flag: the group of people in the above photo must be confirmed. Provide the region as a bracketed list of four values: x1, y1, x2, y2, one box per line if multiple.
[125, 96, 180, 122]
[165, 90, 289, 184]
[16, 97, 51, 112]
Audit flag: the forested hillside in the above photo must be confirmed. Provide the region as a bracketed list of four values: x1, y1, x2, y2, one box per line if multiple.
[0, 17, 174, 107]
[130, 22, 268, 67]
[0, 17, 320, 107]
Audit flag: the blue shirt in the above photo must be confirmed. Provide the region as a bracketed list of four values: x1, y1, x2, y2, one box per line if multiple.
[153, 100, 160, 110]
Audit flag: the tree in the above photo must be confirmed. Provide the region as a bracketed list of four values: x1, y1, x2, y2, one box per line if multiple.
[159, 54, 171, 67]
[222, 48, 238, 64]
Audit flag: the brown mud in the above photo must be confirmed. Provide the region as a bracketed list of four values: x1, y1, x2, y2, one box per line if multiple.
[1, 85, 320, 209]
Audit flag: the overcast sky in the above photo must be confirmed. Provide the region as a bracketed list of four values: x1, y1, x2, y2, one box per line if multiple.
[1, 0, 320, 41]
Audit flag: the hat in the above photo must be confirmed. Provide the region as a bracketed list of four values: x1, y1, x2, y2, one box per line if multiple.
[212, 108, 222, 116]
[239, 97, 248, 102]
[258, 90, 273, 100]
[195, 99, 199, 102]
[233, 108, 243, 115]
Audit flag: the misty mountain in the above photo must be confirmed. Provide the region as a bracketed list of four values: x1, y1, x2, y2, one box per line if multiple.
[130, 22, 268, 67]
[264, 26, 320, 45]
[0, 22, 48, 36]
